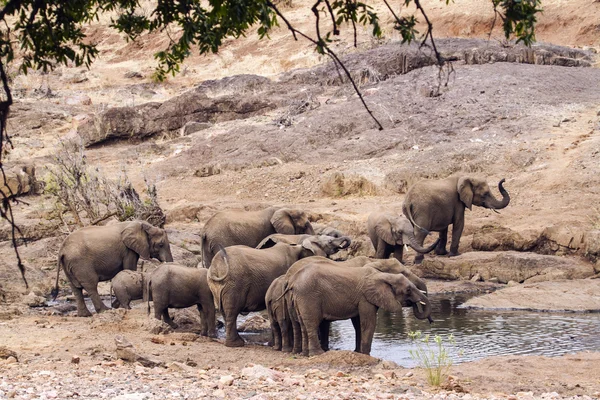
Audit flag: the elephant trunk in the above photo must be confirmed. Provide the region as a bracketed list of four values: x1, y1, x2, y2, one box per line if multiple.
[403, 231, 439, 254]
[411, 294, 432, 321]
[304, 223, 315, 235]
[486, 178, 510, 210]
[336, 236, 352, 250]
[161, 245, 174, 263]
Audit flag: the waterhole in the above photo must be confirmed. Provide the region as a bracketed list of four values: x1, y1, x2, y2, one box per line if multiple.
[325, 293, 600, 367]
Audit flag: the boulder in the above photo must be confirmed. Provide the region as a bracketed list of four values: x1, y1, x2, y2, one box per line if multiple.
[238, 315, 270, 332]
[414, 251, 595, 283]
[462, 279, 600, 312]
[471, 224, 539, 252]
[0, 163, 39, 198]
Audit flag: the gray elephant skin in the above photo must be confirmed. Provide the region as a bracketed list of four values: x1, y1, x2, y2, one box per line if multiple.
[201, 207, 314, 268]
[286, 261, 432, 356]
[55, 220, 173, 317]
[367, 212, 439, 263]
[267, 256, 428, 354]
[111, 270, 146, 309]
[146, 263, 217, 337]
[403, 175, 510, 263]
[207, 235, 351, 347]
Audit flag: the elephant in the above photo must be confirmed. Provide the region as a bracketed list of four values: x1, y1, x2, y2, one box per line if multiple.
[286, 262, 432, 356]
[367, 212, 439, 263]
[256, 229, 348, 249]
[268, 256, 428, 354]
[201, 207, 314, 267]
[54, 220, 173, 317]
[312, 224, 346, 238]
[403, 175, 510, 263]
[146, 263, 216, 337]
[111, 270, 146, 309]
[207, 234, 351, 347]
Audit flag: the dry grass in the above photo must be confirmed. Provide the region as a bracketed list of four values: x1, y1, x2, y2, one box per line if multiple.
[320, 172, 378, 198]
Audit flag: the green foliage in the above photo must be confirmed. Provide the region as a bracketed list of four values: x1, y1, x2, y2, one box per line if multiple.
[408, 331, 462, 387]
[492, 0, 543, 45]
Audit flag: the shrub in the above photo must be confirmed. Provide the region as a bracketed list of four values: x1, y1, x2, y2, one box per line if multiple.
[408, 331, 461, 387]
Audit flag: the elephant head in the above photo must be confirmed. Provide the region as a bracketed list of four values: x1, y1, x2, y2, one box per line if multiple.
[376, 214, 439, 254]
[363, 271, 432, 321]
[271, 208, 315, 235]
[457, 177, 510, 211]
[300, 235, 351, 257]
[363, 259, 428, 295]
[122, 221, 174, 262]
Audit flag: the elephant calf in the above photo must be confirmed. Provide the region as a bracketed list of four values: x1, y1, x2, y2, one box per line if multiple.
[287, 262, 432, 357]
[111, 270, 145, 309]
[207, 235, 351, 347]
[367, 212, 439, 263]
[147, 263, 216, 337]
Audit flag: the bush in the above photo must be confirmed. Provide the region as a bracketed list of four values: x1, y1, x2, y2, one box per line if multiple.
[44, 137, 165, 231]
[408, 331, 461, 387]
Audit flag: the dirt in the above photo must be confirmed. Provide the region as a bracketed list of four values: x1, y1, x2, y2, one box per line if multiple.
[2, 0, 600, 398]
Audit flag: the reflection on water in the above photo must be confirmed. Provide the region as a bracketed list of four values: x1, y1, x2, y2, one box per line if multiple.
[328, 294, 600, 367]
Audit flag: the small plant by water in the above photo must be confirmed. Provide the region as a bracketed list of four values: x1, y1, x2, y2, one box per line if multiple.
[408, 331, 460, 387]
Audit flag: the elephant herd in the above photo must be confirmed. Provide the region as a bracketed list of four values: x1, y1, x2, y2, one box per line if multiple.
[53, 174, 509, 356]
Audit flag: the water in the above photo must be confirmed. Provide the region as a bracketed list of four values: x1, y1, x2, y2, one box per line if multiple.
[326, 293, 600, 367]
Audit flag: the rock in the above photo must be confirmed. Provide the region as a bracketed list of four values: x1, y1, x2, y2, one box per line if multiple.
[115, 335, 163, 368]
[124, 71, 143, 79]
[415, 251, 595, 283]
[5, 356, 17, 364]
[22, 292, 46, 307]
[167, 361, 194, 372]
[71, 355, 80, 364]
[77, 85, 276, 147]
[462, 279, 600, 312]
[212, 389, 226, 398]
[0, 163, 39, 198]
[470, 273, 482, 282]
[471, 225, 538, 252]
[238, 315, 270, 332]
[148, 319, 173, 335]
[241, 364, 282, 381]
[65, 95, 92, 106]
[181, 121, 212, 136]
[112, 393, 153, 400]
[194, 165, 221, 178]
[219, 375, 235, 386]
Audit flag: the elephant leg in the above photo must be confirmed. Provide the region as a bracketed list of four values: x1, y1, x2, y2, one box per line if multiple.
[205, 304, 217, 338]
[197, 304, 208, 337]
[319, 320, 331, 352]
[296, 301, 324, 357]
[281, 318, 293, 353]
[375, 238, 391, 259]
[449, 218, 464, 257]
[435, 228, 449, 255]
[288, 299, 303, 354]
[84, 284, 109, 314]
[223, 307, 244, 347]
[111, 298, 121, 309]
[351, 316, 361, 352]
[270, 315, 282, 351]
[70, 283, 92, 317]
[392, 246, 404, 264]
[162, 309, 178, 329]
[413, 230, 428, 264]
[358, 303, 378, 355]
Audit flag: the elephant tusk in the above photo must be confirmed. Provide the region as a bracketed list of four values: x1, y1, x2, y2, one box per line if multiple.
[419, 290, 427, 294]
[419, 301, 427, 305]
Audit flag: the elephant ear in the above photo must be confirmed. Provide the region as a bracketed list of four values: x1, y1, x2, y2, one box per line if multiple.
[363, 272, 403, 312]
[375, 216, 398, 245]
[121, 221, 151, 260]
[301, 238, 326, 257]
[257, 235, 279, 249]
[271, 209, 295, 234]
[457, 176, 474, 211]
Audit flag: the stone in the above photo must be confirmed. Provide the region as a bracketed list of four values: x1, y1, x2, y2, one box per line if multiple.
[181, 121, 212, 136]
[124, 71, 143, 79]
[0, 347, 18, 361]
[65, 95, 92, 106]
[415, 251, 595, 283]
[219, 375, 235, 386]
[71, 355, 80, 364]
[471, 224, 538, 252]
[241, 364, 282, 381]
[470, 273, 482, 282]
[22, 292, 46, 307]
[115, 335, 162, 368]
[238, 315, 270, 332]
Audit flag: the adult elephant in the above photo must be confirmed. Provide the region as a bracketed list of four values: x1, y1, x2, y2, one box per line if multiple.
[287, 262, 432, 356]
[270, 256, 428, 354]
[207, 235, 351, 347]
[54, 220, 173, 317]
[403, 175, 510, 263]
[367, 212, 439, 263]
[201, 207, 314, 267]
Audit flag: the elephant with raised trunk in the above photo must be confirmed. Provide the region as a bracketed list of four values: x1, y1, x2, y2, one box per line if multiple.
[207, 235, 351, 347]
[403, 175, 510, 264]
[286, 262, 432, 356]
[201, 207, 314, 267]
[147, 263, 216, 337]
[367, 212, 439, 263]
[55, 220, 173, 317]
[268, 256, 428, 354]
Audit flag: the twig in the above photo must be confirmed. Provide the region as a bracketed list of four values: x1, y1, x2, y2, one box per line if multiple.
[91, 211, 117, 226]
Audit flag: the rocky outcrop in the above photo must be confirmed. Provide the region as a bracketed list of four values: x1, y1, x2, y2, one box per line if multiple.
[0, 163, 40, 198]
[461, 280, 600, 312]
[78, 81, 277, 146]
[414, 251, 595, 283]
[471, 224, 539, 252]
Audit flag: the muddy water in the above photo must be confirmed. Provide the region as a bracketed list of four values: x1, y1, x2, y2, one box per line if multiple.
[326, 293, 600, 367]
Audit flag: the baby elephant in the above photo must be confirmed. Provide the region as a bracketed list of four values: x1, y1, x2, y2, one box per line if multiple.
[111, 270, 145, 309]
[367, 212, 439, 263]
[147, 263, 217, 337]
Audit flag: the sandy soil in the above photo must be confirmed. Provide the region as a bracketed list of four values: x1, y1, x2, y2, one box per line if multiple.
[1, 1, 600, 398]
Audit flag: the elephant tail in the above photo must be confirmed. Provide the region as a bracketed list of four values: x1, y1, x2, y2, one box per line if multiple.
[200, 231, 210, 268]
[405, 203, 429, 235]
[51, 254, 63, 300]
[207, 246, 230, 283]
[146, 279, 152, 316]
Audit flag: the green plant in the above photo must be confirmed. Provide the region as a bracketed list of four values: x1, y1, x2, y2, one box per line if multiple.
[408, 331, 461, 387]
